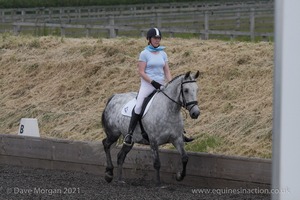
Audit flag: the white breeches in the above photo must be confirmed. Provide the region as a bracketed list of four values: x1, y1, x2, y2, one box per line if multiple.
[134, 78, 163, 114]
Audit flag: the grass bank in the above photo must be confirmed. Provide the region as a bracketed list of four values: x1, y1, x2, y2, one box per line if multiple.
[0, 33, 273, 158]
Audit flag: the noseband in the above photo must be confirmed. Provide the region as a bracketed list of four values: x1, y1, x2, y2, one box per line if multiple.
[160, 80, 198, 112]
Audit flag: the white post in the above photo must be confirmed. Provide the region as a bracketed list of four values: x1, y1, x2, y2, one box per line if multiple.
[250, 8, 255, 41]
[21, 10, 25, 22]
[272, 0, 300, 199]
[108, 16, 116, 38]
[203, 11, 209, 40]
[18, 118, 40, 137]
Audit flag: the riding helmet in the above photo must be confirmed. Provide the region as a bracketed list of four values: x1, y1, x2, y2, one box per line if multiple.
[146, 28, 162, 40]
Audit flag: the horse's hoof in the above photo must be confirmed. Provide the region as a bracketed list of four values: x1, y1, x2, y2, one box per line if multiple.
[183, 135, 195, 143]
[176, 172, 183, 181]
[105, 173, 113, 183]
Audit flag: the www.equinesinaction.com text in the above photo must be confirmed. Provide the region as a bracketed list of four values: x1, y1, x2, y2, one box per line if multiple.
[191, 187, 289, 195]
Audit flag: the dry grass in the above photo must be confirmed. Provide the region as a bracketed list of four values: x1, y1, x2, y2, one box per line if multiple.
[0, 33, 273, 158]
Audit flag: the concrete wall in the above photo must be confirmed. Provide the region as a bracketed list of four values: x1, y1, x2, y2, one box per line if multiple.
[0, 134, 271, 189]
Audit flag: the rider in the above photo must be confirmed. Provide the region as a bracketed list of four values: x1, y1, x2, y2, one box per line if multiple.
[123, 27, 193, 146]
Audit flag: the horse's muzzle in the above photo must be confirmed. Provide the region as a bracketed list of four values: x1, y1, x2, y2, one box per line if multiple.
[189, 105, 200, 119]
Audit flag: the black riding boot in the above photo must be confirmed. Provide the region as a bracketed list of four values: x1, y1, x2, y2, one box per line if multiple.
[124, 111, 140, 146]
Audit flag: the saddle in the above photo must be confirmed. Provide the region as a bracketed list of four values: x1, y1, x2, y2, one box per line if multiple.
[121, 91, 157, 118]
[139, 90, 157, 117]
[121, 91, 157, 142]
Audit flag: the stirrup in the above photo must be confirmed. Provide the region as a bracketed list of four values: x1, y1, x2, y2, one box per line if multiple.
[123, 134, 133, 146]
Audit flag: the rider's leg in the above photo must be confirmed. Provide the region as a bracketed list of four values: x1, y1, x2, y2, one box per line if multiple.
[124, 110, 140, 146]
[124, 79, 154, 146]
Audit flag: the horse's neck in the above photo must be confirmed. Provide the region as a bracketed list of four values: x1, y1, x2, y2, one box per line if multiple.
[159, 79, 182, 112]
[166, 76, 182, 95]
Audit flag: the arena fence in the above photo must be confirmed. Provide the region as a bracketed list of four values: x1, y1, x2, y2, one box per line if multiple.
[0, 134, 271, 189]
[0, 1, 274, 41]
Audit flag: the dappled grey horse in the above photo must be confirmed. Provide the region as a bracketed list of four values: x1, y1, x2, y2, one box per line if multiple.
[102, 71, 200, 186]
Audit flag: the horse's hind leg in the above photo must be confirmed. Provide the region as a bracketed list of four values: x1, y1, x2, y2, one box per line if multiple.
[117, 143, 134, 183]
[102, 136, 119, 183]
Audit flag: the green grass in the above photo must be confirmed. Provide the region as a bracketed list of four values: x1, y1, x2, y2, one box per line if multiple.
[184, 134, 222, 153]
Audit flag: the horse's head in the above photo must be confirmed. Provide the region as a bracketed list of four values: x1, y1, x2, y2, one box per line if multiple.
[162, 71, 201, 119]
[180, 71, 201, 119]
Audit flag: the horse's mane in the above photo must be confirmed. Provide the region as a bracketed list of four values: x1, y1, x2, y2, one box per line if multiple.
[166, 72, 195, 86]
[167, 73, 185, 84]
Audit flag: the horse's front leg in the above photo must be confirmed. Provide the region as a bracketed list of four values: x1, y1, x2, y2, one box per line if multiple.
[150, 141, 161, 186]
[173, 138, 189, 181]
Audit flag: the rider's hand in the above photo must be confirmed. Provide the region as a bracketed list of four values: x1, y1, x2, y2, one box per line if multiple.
[151, 80, 162, 89]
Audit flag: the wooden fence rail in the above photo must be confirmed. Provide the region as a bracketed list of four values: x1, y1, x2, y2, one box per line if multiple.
[12, 9, 274, 41]
[0, 1, 273, 23]
[3, 1, 274, 41]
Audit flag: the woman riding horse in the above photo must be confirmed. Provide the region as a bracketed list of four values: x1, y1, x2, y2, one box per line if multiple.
[124, 27, 193, 146]
[102, 71, 200, 186]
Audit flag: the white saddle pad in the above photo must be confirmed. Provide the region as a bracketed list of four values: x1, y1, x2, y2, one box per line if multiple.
[121, 93, 157, 117]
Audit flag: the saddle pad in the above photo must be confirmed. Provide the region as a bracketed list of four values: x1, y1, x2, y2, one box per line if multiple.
[121, 93, 157, 117]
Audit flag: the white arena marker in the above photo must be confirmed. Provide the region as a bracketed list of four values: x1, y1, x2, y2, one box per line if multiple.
[18, 118, 40, 137]
[273, 0, 300, 199]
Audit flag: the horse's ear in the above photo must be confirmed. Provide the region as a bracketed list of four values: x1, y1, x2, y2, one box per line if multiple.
[184, 71, 191, 79]
[194, 71, 200, 79]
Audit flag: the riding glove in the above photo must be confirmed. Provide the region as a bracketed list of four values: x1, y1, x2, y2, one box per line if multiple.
[151, 80, 162, 89]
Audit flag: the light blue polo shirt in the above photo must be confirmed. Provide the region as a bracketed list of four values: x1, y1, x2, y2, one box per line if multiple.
[139, 49, 168, 83]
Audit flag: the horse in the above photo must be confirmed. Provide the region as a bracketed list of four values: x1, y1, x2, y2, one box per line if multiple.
[101, 71, 200, 186]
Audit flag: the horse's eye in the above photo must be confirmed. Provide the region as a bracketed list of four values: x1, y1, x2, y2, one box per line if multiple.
[184, 88, 189, 93]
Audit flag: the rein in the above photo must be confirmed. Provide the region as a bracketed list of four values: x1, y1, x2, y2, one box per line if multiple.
[160, 80, 198, 111]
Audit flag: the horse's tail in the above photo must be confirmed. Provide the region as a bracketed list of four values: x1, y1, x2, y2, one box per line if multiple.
[101, 95, 115, 136]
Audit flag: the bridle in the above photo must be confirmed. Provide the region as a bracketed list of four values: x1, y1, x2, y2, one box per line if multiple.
[160, 80, 198, 112]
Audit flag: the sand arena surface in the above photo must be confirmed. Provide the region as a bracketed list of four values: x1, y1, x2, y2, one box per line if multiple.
[0, 34, 273, 158]
[0, 164, 270, 200]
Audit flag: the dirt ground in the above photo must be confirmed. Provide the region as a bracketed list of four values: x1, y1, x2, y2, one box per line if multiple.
[0, 164, 270, 200]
